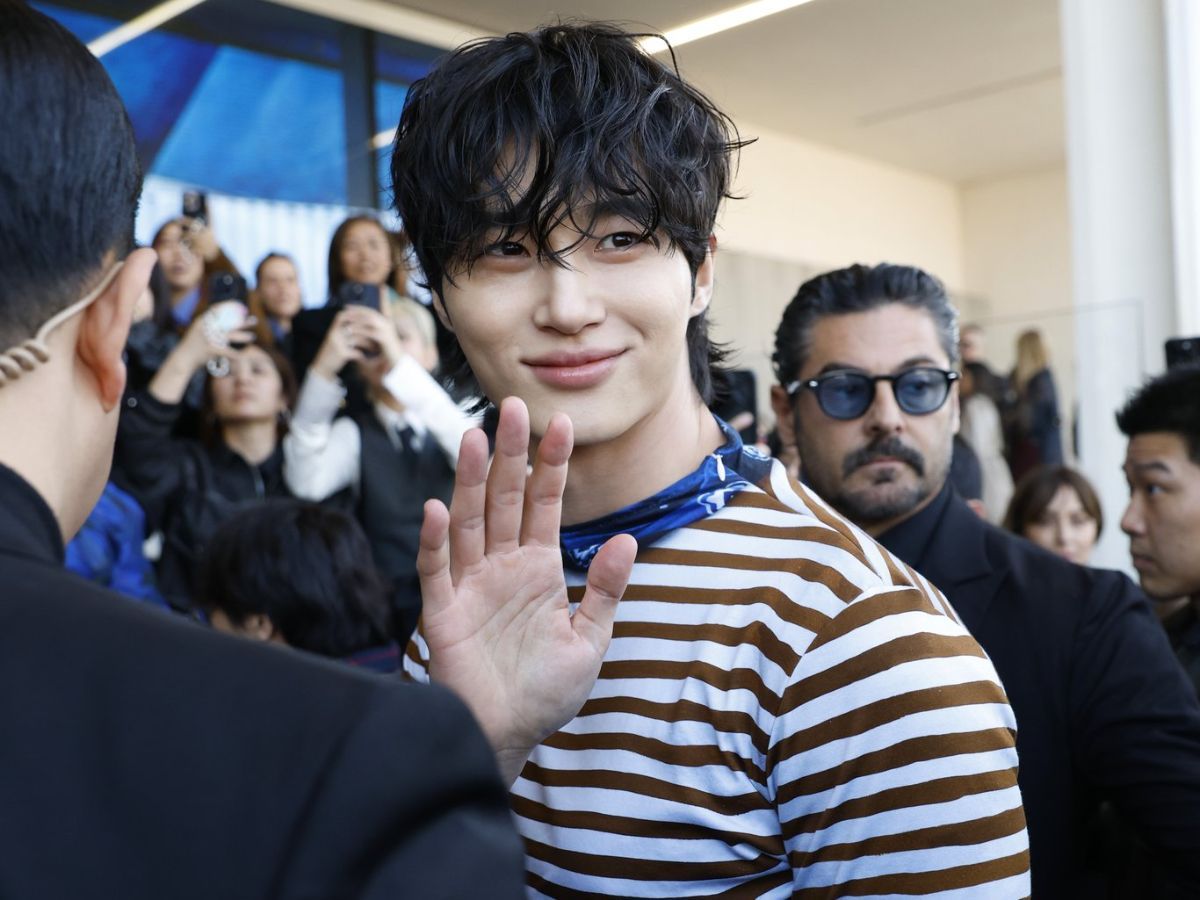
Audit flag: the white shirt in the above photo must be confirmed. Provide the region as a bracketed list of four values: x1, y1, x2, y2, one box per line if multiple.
[284, 355, 478, 501]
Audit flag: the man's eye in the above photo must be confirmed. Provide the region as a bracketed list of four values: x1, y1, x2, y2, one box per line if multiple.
[597, 232, 642, 250]
[485, 241, 528, 257]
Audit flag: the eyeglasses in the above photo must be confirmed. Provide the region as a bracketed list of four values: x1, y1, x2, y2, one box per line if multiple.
[786, 367, 960, 420]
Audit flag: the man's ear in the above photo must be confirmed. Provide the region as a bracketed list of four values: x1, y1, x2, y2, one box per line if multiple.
[77, 248, 156, 411]
[689, 235, 718, 317]
[770, 383, 795, 442]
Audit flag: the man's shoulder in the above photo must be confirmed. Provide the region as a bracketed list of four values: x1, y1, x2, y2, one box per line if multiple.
[651, 465, 959, 626]
[0, 553, 464, 734]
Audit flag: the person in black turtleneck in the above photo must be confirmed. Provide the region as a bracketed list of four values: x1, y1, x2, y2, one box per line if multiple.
[117, 304, 296, 612]
[769, 262, 1200, 899]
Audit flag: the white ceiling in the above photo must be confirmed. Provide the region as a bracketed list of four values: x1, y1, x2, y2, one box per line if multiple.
[331, 0, 1067, 184]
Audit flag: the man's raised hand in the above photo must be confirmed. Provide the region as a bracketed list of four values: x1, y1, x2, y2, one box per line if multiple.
[417, 397, 637, 784]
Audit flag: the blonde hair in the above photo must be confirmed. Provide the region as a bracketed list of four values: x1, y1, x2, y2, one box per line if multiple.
[386, 293, 436, 349]
[1013, 329, 1048, 393]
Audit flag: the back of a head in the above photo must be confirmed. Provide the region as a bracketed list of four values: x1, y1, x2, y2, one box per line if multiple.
[197, 499, 392, 658]
[0, 2, 142, 346]
[772, 262, 960, 384]
[390, 21, 745, 401]
[1116, 363, 1200, 465]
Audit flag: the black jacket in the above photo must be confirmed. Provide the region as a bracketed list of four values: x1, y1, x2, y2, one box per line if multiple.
[117, 390, 293, 610]
[0, 463, 525, 899]
[880, 485, 1200, 898]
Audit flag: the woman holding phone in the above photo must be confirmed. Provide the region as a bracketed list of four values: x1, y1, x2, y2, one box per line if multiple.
[116, 302, 298, 612]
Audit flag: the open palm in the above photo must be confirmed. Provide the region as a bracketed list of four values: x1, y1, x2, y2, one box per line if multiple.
[418, 398, 637, 783]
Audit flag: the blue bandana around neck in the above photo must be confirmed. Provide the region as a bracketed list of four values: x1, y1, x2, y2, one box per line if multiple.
[560, 417, 774, 570]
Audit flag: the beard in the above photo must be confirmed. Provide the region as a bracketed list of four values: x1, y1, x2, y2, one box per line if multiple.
[802, 434, 942, 528]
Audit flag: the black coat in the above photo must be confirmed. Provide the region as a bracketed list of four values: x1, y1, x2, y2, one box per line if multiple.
[880, 485, 1200, 898]
[117, 390, 294, 610]
[0, 464, 526, 899]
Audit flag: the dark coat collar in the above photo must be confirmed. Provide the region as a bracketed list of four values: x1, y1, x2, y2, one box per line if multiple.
[878, 482, 1003, 629]
[0, 463, 66, 565]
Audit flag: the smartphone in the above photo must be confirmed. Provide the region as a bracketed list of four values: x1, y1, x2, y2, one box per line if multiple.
[182, 189, 208, 224]
[1166, 336, 1200, 370]
[336, 281, 382, 311]
[210, 272, 248, 304]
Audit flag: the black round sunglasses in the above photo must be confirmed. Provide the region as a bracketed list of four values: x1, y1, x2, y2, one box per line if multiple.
[786, 367, 960, 420]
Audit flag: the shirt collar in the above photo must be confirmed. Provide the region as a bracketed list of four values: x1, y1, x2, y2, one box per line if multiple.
[0, 463, 66, 565]
[374, 402, 426, 441]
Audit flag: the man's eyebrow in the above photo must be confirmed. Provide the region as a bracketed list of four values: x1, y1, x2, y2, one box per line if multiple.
[1124, 460, 1174, 476]
[813, 356, 942, 377]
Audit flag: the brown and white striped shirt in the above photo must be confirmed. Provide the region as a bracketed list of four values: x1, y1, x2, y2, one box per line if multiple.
[406, 458, 1030, 897]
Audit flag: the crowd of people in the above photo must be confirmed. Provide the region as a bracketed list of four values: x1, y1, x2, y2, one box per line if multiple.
[59, 199, 472, 649]
[4, 4, 1200, 897]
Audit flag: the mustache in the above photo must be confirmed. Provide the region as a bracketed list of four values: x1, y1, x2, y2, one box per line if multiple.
[843, 437, 925, 477]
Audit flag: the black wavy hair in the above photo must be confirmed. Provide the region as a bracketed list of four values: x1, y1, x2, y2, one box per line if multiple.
[389, 21, 749, 402]
[196, 500, 393, 658]
[1116, 363, 1200, 464]
[773, 263, 960, 385]
[0, 2, 142, 346]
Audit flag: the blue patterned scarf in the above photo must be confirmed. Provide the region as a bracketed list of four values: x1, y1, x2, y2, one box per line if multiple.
[560, 417, 773, 569]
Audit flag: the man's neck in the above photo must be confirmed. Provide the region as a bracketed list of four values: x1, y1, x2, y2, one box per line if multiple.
[221, 421, 278, 466]
[559, 394, 723, 527]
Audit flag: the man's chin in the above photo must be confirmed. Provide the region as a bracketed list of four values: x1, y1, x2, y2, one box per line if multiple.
[833, 483, 926, 528]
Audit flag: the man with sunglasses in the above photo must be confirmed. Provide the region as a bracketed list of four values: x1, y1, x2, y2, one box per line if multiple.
[771, 262, 1200, 897]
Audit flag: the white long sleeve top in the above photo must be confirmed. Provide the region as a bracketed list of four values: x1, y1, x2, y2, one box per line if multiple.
[284, 356, 478, 502]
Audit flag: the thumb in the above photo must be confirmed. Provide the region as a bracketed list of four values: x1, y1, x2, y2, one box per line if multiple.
[573, 533, 637, 655]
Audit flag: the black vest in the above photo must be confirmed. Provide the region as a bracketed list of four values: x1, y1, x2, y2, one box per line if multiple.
[356, 414, 455, 640]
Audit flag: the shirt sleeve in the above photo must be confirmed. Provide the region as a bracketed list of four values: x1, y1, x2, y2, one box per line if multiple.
[381, 355, 477, 467]
[772, 584, 1031, 898]
[283, 371, 362, 501]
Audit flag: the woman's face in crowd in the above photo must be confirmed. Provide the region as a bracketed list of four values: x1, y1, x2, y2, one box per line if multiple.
[154, 222, 204, 295]
[257, 257, 302, 321]
[338, 221, 392, 287]
[209, 345, 287, 427]
[1023, 484, 1099, 565]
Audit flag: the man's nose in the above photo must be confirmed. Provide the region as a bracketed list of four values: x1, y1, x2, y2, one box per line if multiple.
[863, 380, 904, 434]
[533, 266, 605, 334]
[1120, 498, 1143, 537]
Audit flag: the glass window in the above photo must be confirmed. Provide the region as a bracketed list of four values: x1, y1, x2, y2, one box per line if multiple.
[36, 1, 347, 205]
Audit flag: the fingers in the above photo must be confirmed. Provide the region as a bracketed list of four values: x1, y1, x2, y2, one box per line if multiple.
[573, 533, 638, 655]
[520, 412, 572, 547]
[416, 499, 454, 615]
[484, 397, 531, 555]
[447, 427, 490, 579]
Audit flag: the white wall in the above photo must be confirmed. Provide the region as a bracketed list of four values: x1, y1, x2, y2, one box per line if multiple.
[959, 165, 1077, 462]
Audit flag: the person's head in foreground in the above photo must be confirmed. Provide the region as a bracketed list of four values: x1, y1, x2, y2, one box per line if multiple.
[0, 1, 156, 539]
[1004, 465, 1103, 566]
[389, 23, 743, 466]
[1117, 364, 1200, 603]
[770, 262, 961, 535]
[198, 499, 394, 659]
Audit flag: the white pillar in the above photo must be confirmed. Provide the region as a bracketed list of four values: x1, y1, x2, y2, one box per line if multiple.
[1165, 0, 1200, 338]
[1060, 0, 1179, 571]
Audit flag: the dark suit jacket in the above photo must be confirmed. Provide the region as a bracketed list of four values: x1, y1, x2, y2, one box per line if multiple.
[880, 485, 1200, 898]
[0, 464, 525, 899]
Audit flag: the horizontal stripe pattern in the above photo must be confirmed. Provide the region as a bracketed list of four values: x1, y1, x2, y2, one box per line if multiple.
[406, 459, 1029, 897]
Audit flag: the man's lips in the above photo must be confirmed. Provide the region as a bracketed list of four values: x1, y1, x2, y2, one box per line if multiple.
[1130, 552, 1156, 571]
[523, 350, 625, 389]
